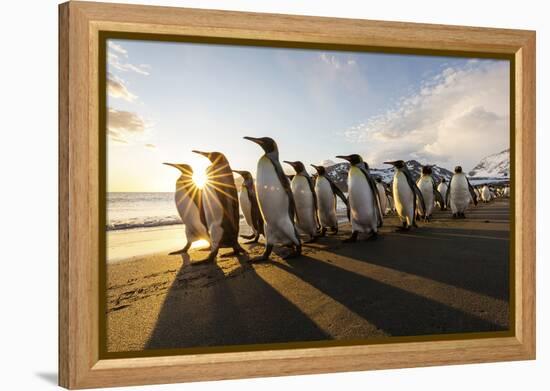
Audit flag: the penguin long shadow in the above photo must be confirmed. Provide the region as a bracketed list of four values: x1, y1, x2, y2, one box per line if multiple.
[274, 256, 507, 335]
[144, 260, 328, 349]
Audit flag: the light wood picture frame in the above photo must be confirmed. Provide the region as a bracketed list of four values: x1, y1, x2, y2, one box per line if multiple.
[59, 1, 536, 389]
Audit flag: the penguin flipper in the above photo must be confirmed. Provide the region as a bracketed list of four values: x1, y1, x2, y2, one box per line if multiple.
[327, 177, 350, 221]
[267, 156, 300, 242]
[445, 177, 452, 208]
[466, 177, 478, 206]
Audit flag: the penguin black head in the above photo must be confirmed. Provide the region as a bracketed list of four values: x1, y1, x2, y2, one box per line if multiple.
[335, 154, 363, 166]
[310, 164, 326, 176]
[192, 150, 229, 166]
[243, 136, 278, 155]
[163, 162, 193, 178]
[283, 160, 306, 175]
[375, 177, 382, 183]
[441, 178, 446, 183]
[454, 166, 463, 173]
[421, 165, 433, 175]
[384, 160, 406, 169]
[232, 170, 253, 182]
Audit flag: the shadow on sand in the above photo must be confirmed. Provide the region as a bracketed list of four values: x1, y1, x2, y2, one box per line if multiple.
[145, 254, 329, 349]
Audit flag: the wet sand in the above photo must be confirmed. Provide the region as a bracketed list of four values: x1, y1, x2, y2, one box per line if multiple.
[106, 199, 510, 353]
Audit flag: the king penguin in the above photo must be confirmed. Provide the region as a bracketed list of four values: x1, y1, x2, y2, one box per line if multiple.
[311, 164, 350, 236]
[232, 170, 264, 243]
[437, 178, 449, 211]
[384, 160, 425, 231]
[163, 163, 210, 254]
[416, 165, 445, 220]
[481, 184, 492, 203]
[335, 154, 383, 242]
[375, 177, 388, 216]
[192, 150, 246, 262]
[243, 137, 301, 261]
[284, 160, 320, 242]
[445, 166, 478, 218]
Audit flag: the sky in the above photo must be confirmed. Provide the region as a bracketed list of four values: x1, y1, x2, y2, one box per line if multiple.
[106, 39, 510, 192]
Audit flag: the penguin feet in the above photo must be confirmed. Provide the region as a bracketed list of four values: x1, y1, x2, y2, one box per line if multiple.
[169, 244, 190, 255]
[452, 213, 458, 219]
[304, 236, 318, 244]
[319, 227, 327, 237]
[244, 234, 260, 244]
[366, 232, 378, 241]
[283, 244, 302, 259]
[394, 223, 410, 232]
[248, 244, 273, 263]
[240, 233, 256, 240]
[342, 231, 358, 243]
[329, 227, 338, 235]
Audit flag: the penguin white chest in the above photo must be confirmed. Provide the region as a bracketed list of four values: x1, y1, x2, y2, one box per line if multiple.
[417, 176, 434, 216]
[174, 185, 208, 242]
[291, 175, 317, 235]
[481, 185, 491, 202]
[437, 182, 448, 201]
[449, 174, 470, 213]
[239, 188, 253, 228]
[376, 182, 387, 214]
[393, 171, 415, 225]
[255, 156, 298, 245]
[315, 176, 336, 227]
[348, 166, 376, 232]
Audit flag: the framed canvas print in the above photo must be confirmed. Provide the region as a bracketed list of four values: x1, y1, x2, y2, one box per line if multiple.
[58, 1, 536, 389]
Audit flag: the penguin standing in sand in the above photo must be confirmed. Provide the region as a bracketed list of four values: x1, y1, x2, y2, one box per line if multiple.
[384, 160, 425, 231]
[446, 166, 478, 218]
[232, 170, 264, 243]
[335, 154, 383, 242]
[375, 177, 388, 216]
[163, 163, 210, 254]
[437, 178, 449, 210]
[481, 184, 492, 203]
[284, 160, 319, 242]
[243, 137, 301, 261]
[192, 151, 246, 262]
[311, 164, 350, 235]
[416, 165, 445, 220]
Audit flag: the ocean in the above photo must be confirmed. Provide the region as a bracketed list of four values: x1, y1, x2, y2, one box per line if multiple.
[106, 192, 347, 263]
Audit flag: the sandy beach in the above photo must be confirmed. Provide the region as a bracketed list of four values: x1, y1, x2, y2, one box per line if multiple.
[106, 199, 510, 353]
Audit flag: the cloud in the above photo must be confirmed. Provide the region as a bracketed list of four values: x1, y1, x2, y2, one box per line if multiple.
[144, 143, 156, 149]
[342, 61, 509, 170]
[107, 41, 150, 76]
[108, 42, 127, 57]
[107, 72, 137, 102]
[107, 108, 148, 144]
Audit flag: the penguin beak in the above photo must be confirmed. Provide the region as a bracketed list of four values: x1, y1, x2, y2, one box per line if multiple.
[283, 160, 296, 168]
[163, 162, 187, 174]
[383, 161, 398, 166]
[243, 136, 262, 145]
[335, 155, 352, 162]
[232, 170, 245, 177]
[192, 150, 210, 159]
[310, 164, 321, 173]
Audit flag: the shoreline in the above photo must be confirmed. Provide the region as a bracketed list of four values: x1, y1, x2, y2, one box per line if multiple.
[107, 199, 510, 353]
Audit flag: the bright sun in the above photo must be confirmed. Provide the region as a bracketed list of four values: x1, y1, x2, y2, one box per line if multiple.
[192, 170, 209, 189]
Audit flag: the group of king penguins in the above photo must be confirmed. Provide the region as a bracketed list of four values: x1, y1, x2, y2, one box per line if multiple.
[163, 137, 499, 264]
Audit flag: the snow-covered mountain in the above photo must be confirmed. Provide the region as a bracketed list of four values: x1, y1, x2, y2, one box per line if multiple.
[325, 160, 453, 192]
[468, 149, 510, 178]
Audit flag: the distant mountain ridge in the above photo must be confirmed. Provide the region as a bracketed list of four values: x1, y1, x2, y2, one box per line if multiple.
[468, 148, 510, 178]
[325, 160, 453, 192]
